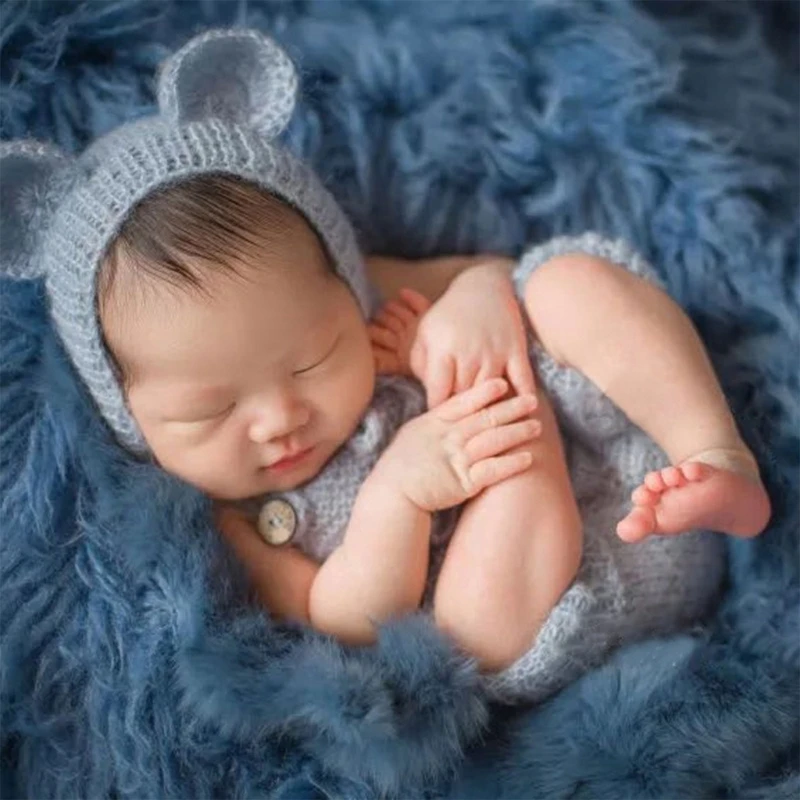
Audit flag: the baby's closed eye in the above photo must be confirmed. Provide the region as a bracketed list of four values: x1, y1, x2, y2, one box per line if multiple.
[293, 335, 341, 376]
[166, 403, 236, 425]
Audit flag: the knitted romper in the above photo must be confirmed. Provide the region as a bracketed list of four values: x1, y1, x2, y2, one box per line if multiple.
[238, 232, 727, 705]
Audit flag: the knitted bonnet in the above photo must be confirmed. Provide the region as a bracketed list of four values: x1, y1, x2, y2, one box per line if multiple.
[0, 28, 372, 454]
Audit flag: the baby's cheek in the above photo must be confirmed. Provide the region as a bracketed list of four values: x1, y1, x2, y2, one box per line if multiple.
[140, 425, 210, 483]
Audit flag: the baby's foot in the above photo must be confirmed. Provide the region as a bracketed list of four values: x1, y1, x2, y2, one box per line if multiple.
[368, 288, 431, 376]
[616, 451, 771, 542]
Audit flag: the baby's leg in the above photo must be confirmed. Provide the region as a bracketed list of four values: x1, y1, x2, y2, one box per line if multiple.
[521, 251, 771, 541]
[433, 384, 582, 671]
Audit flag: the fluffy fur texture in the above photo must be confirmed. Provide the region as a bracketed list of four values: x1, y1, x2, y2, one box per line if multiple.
[1, 0, 798, 796]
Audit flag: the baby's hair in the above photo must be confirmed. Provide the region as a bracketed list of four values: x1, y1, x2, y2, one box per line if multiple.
[97, 173, 330, 387]
[98, 173, 325, 300]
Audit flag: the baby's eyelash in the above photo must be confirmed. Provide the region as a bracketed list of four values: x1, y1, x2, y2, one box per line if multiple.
[293, 336, 340, 375]
[204, 403, 236, 421]
[174, 403, 235, 425]
[293, 357, 326, 375]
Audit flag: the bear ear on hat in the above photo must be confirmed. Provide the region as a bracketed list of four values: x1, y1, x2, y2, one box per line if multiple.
[0, 140, 69, 280]
[158, 28, 298, 139]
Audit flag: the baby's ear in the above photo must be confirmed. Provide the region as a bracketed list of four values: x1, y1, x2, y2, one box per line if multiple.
[158, 28, 298, 139]
[0, 141, 69, 280]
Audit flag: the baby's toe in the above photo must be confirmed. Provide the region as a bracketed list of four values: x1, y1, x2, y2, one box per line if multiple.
[680, 461, 713, 482]
[617, 506, 657, 543]
[631, 485, 658, 506]
[644, 471, 666, 492]
[661, 466, 686, 488]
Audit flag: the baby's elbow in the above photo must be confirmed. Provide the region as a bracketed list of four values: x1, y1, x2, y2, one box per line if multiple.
[308, 603, 378, 647]
[308, 568, 378, 646]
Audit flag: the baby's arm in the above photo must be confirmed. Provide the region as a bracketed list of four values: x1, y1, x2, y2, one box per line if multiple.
[218, 383, 537, 644]
[217, 496, 424, 639]
[308, 469, 432, 644]
[217, 494, 424, 638]
[216, 506, 319, 623]
[309, 380, 539, 645]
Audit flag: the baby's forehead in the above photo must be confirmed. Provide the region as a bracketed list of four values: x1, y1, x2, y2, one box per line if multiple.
[107, 250, 339, 336]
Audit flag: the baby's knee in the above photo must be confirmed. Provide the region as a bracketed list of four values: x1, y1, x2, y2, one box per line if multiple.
[523, 251, 672, 373]
[521, 254, 614, 365]
[524, 251, 647, 300]
[433, 588, 534, 672]
[523, 252, 613, 304]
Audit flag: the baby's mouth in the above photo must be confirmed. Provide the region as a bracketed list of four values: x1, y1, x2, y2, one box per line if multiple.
[262, 446, 316, 472]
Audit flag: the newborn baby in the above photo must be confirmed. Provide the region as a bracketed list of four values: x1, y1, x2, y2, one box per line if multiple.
[97, 171, 770, 673]
[2, 28, 770, 695]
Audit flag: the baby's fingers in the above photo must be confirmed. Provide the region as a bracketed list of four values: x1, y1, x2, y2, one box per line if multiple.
[398, 287, 432, 315]
[458, 392, 538, 437]
[374, 309, 406, 337]
[507, 352, 537, 397]
[427, 356, 457, 408]
[437, 377, 508, 420]
[468, 451, 534, 493]
[465, 419, 541, 461]
[368, 323, 399, 350]
[454, 359, 481, 395]
[384, 298, 419, 326]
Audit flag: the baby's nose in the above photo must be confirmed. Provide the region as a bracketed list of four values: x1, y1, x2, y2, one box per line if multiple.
[248, 402, 310, 444]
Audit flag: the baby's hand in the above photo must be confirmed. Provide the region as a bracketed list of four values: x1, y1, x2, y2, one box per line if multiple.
[368, 290, 431, 377]
[376, 378, 540, 512]
[410, 261, 536, 407]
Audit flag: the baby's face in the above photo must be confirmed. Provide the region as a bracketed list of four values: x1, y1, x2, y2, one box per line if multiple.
[103, 243, 376, 500]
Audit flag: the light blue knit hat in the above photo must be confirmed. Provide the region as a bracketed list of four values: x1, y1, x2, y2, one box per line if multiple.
[0, 29, 373, 454]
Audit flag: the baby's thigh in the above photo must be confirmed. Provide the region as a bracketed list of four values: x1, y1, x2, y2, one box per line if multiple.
[431, 386, 583, 665]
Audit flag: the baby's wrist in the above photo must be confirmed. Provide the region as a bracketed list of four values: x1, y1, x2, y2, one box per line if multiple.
[370, 451, 430, 514]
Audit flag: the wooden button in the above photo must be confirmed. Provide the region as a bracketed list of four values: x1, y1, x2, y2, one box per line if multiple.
[257, 498, 297, 546]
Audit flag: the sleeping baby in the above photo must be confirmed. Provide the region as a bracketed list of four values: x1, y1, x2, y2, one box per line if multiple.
[97, 170, 769, 673]
[1, 29, 770, 699]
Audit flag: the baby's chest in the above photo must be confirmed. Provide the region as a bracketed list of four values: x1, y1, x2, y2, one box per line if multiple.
[239, 376, 426, 561]
[247, 453, 378, 561]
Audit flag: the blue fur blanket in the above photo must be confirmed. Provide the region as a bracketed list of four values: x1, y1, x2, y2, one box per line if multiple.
[2, 1, 798, 796]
